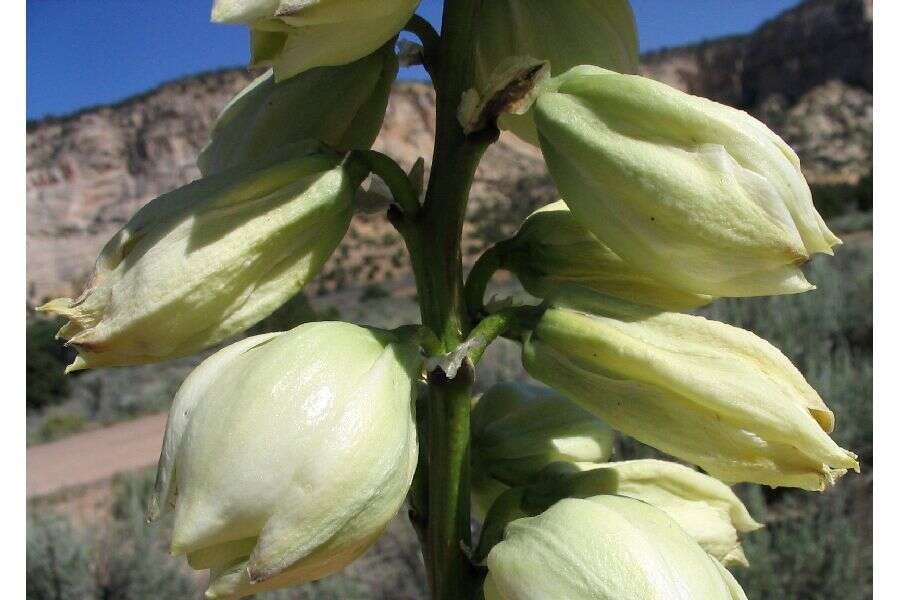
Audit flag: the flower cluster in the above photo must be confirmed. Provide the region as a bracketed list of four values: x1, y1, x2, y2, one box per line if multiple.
[38, 1, 857, 598]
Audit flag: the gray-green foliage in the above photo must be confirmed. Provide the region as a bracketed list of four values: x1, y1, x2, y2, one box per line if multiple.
[27, 470, 424, 600]
[258, 578, 375, 600]
[654, 244, 871, 598]
[810, 173, 872, 219]
[26, 471, 196, 600]
[27, 513, 97, 600]
[705, 244, 873, 464]
[26, 358, 192, 445]
[735, 482, 872, 599]
[26, 317, 74, 412]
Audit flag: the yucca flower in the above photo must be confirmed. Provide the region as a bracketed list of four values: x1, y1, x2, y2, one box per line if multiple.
[523, 285, 859, 490]
[483, 495, 747, 599]
[148, 321, 421, 599]
[503, 200, 713, 311]
[470, 382, 614, 516]
[199, 44, 398, 175]
[534, 460, 762, 567]
[473, 0, 639, 144]
[531, 66, 840, 297]
[212, 0, 420, 81]
[39, 144, 363, 371]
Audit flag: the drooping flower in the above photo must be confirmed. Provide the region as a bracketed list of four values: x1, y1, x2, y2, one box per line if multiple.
[39, 144, 363, 371]
[198, 44, 397, 175]
[523, 285, 859, 490]
[212, 0, 420, 81]
[502, 200, 713, 311]
[470, 382, 614, 516]
[533, 460, 762, 567]
[531, 66, 840, 297]
[149, 321, 422, 599]
[483, 495, 747, 600]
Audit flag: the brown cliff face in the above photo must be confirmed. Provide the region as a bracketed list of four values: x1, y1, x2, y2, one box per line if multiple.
[640, 0, 872, 183]
[26, 0, 872, 306]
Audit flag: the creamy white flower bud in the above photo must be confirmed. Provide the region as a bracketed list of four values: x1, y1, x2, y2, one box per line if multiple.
[523, 286, 859, 490]
[38, 144, 363, 371]
[212, 0, 420, 81]
[199, 45, 397, 175]
[149, 321, 421, 599]
[549, 460, 761, 567]
[504, 200, 713, 310]
[484, 495, 746, 600]
[531, 66, 841, 297]
[470, 383, 614, 516]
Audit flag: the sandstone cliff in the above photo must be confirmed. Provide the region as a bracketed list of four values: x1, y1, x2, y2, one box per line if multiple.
[26, 0, 872, 306]
[641, 0, 872, 183]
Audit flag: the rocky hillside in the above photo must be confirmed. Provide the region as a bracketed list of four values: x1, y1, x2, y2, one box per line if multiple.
[26, 0, 872, 306]
[642, 0, 872, 184]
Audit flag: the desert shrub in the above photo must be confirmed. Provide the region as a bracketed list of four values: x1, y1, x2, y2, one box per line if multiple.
[26, 318, 74, 412]
[810, 172, 872, 219]
[828, 210, 873, 233]
[806, 345, 873, 463]
[259, 578, 375, 600]
[735, 482, 872, 599]
[92, 472, 195, 599]
[360, 283, 390, 302]
[811, 182, 856, 218]
[27, 513, 97, 599]
[110, 471, 157, 522]
[856, 173, 873, 211]
[38, 412, 89, 442]
[704, 244, 873, 363]
[26, 471, 196, 600]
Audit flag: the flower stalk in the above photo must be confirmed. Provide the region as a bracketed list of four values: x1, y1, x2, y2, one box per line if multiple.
[407, 1, 496, 597]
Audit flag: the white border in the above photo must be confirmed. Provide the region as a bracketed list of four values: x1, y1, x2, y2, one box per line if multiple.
[6, 0, 26, 594]
[872, 1, 891, 597]
[12, 1, 884, 596]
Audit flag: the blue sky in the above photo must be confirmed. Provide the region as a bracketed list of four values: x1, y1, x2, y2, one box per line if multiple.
[27, 0, 801, 120]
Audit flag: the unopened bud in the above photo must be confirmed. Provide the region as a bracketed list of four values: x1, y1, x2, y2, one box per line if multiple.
[150, 321, 421, 599]
[470, 383, 614, 516]
[474, 0, 639, 144]
[199, 45, 398, 175]
[523, 286, 859, 490]
[504, 200, 713, 310]
[533, 460, 761, 567]
[212, 0, 420, 81]
[531, 66, 841, 297]
[484, 495, 747, 599]
[39, 144, 363, 371]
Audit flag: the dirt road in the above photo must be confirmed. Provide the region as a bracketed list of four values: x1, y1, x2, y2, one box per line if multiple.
[26, 412, 167, 499]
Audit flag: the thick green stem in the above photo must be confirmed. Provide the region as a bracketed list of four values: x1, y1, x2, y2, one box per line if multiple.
[406, 1, 491, 599]
[426, 362, 476, 599]
[417, 138, 490, 345]
[417, 0, 492, 346]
